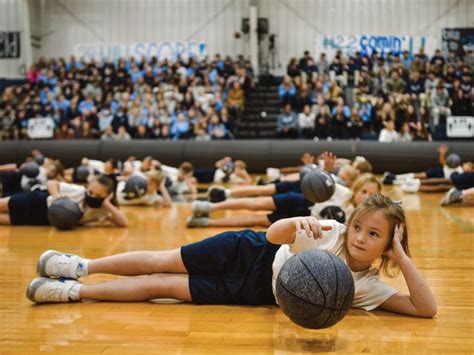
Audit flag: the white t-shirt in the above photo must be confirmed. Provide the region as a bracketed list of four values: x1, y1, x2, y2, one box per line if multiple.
[46, 182, 110, 225]
[443, 165, 463, 179]
[378, 129, 399, 143]
[213, 168, 247, 185]
[21, 166, 48, 191]
[311, 184, 354, 221]
[161, 165, 191, 194]
[271, 220, 398, 311]
[87, 159, 105, 174]
[116, 181, 163, 206]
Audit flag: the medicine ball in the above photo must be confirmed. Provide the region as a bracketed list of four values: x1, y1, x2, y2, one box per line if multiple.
[21, 162, 40, 178]
[319, 205, 346, 224]
[73, 165, 90, 183]
[299, 164, 318, 181]
[446, 154, 461, 169]
[123, 175, 148, 200]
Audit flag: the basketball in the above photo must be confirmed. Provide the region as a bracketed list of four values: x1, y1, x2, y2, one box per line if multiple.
[48, 198, 84, 230]
[300, 169, 335, 203]
[276, 249, 354, 329]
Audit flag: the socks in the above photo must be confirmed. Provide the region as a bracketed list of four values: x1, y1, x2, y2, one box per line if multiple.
[225, 189, 231, 198]
[396, 173, 415, 180]
[76, 258, 90, 277]
[68, 283, 82, 301]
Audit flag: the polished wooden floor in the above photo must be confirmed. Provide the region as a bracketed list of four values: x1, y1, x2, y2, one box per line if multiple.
[0, 186, 473, 354]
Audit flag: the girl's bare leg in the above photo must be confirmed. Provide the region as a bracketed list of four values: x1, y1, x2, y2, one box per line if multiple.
[229, 184, 277, 198]
[88, 249, 187, 276]
[0, 197, 11, 213]
[208, 214, 271, 228]
[211, 197, 275, 212]
[79, 273, 191, 302]
[0, 213, 11, 225]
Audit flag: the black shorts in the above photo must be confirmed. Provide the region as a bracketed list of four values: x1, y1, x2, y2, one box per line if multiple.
[267, 192, 312, 223]
[451, 172, 474, 190]
[8, 191, 50, 226]
[181, 230, 281, 305]
[274, 181, 301, 194]
[425, 167, 444, 178]
[0, 172, 23, 197]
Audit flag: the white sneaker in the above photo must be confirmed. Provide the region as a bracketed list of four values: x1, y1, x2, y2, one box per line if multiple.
[191, 200, 212, 217]
[26, 277, 81, 303]
[440, 188, 463, 206]
[402, 179, 421, 193]
[37, 250, 88, 279]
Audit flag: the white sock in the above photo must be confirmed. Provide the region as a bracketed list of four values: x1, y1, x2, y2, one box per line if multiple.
[68, 283, 82, 301]
[76, 258, 90, 277]
[225, 189, 231, 198]
[396, 173, 415, 179]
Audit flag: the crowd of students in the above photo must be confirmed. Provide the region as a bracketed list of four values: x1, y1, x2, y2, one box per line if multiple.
[276, 49, 473, 141]
[0, 54, 254, 141]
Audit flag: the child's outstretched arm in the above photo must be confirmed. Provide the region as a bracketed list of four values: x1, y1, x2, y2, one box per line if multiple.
[266, 216, 333, 245]
[438, 144, 448, 166]
[380, 225, 437, 318]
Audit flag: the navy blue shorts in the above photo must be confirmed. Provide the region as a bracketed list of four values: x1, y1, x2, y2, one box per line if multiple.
[451, 172, 474, 190]
[0, 172, 22, 197]
[267, 192, 312, 223]
[8, 191, 50, 226]
[425, 167, 444, 178]
[181, 230, 281, 305]
[274, 181, 301, 194]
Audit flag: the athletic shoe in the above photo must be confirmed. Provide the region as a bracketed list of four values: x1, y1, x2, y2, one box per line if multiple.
[191, 200, 212, 217]
[37, 250, 87, 279]
[401, 178, 421, 193]
[440, 188, 463, 206]
[208, 187, 226, 203]
[382, 176, 395, 185]
[186, 216, 210, 228]
[26, 277, 81, 303]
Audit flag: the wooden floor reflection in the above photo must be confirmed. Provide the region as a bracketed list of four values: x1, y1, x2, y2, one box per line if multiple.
[0, 186, 473, 354]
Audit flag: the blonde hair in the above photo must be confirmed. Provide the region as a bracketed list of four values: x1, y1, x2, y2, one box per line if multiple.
[338, 165, 359, 187]
[234, 160, 247, 169]
[353, 159, 373, 174]
[145, 169, 164, 184]
[348, 173, 381, 207]
[343, 194, 410, 277]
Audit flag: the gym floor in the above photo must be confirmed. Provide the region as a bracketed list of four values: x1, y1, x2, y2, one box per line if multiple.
[0, 186, 473, 353]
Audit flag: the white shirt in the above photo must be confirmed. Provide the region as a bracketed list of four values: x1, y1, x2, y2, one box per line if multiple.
[443, 165, 463, 179]
[116, 181, 163, 206]
[311, 184, 354, 221]
[298, 112, 316, 129]
[271, 220, 398, 311]
[378, 129, 399, 143]
[21, 166, 48, 191]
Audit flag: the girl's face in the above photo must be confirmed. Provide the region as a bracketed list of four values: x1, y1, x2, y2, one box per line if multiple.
[347, 211, 391, 265]
[353, 182, 380, 206]
[87, 180, 109, 198]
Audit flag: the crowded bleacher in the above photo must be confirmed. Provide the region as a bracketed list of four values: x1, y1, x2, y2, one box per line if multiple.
[0, 48, 472, 141]
[278, 49, 473, 141]
[0, 55, 254, 140]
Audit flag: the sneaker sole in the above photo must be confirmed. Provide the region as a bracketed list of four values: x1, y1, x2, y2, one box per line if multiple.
[26, 277, 48, 302]
[37, 250, 62, 278]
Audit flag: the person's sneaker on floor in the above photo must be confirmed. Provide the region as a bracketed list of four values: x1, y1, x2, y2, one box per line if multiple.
[26, 277, 82, 303]
[192, 200, 212, 217]
[37, 250, 89, 279]
[186, 216, 210, 228]
[440, 188, 463, 206]
[382, 175, 396, 185]
[208, 187, 227, 203]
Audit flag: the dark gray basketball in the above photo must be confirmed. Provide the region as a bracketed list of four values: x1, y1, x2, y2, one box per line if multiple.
[222, 161, 234, 175]
[276, 249, 354, 329]
[299, 164, 318, 181]
[21, 162, 40, 178]
[300, 169, 335, 203]
[123, 175, 148, 199]
[48, 198, 83, 230]
[446, 153, 461, 169]
[73, 165, 90, 183]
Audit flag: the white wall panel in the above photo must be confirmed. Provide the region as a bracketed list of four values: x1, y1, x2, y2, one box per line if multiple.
[39, 0, 249, 60]
[0, 0, 24, 78]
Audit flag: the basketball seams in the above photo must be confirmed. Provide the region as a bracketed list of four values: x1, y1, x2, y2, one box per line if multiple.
[296, 253, 327, 309]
